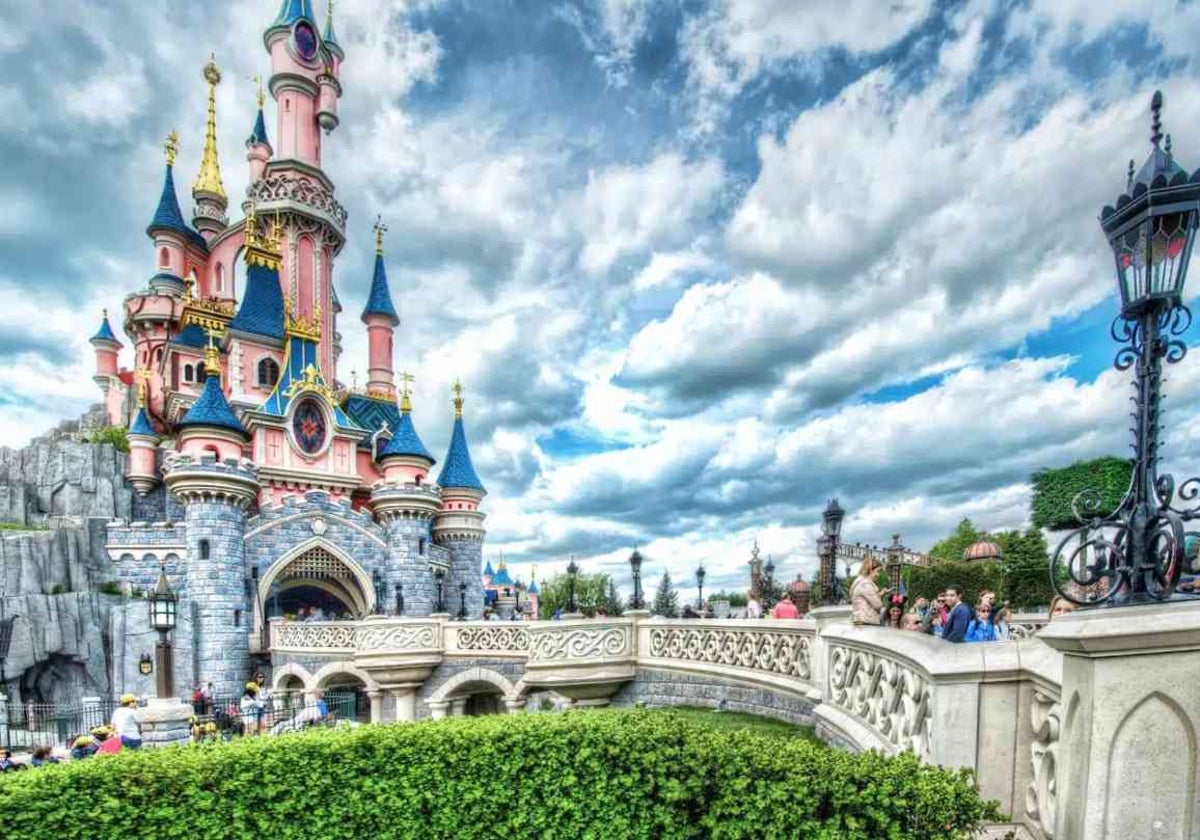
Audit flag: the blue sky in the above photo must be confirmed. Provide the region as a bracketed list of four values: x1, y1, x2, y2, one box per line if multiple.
[2, 0, 1200, 595]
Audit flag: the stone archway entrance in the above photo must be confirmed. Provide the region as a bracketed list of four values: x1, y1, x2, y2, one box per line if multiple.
[426, 666, 523, 719]
[257, 538, 376, 630]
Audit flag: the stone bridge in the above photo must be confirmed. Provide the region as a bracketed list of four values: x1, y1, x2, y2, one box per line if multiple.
[266, 602, 1200, 840]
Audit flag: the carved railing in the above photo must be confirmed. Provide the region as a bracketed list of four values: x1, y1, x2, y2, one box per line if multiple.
[826, 641, 933, 760]
[641, 620, 814, 687]
[271, 621, 359, 654]
[444, 622, 529, 656]
[356, 619, 441, 653]
[247, 172, 348, 233]
[528, 621, 633, 662]
[1025, 686, 1061, 839]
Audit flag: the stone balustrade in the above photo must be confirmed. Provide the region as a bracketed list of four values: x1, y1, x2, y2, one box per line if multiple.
[271, 620, 360, 654]
[443, 622, 529, 657]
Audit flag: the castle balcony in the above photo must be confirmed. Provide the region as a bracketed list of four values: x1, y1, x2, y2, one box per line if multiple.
[245, 169, 348, 242]
[369, 481, 442, 521]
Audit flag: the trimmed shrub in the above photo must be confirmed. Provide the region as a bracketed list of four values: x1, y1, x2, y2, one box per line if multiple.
[1031, 456, 1132, 531]
[85, 425, 130, 453]
[905, 560, 1004, 608]
[0, 710, 999, 839]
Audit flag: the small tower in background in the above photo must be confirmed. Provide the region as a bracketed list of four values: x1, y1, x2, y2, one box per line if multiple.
[126, 369, 159, 496]
[362, 218, 399, 400]
[90, 310, 124, 426]
[192, 56, 228, 238]
[433, 381, 487, 619]
[245, 77, 273, 183]
[317, 0, 343, 134]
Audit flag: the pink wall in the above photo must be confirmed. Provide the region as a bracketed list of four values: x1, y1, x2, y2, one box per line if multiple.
[94, 347, 118, 377]
[128, 442, 157, 478]
[381, 459, 429, 485]
[207, 233, 243, 303]
[179, 433, 243, 462]
[298, 235, 315, 319]
[365, 317, 395, 396]
[356, 449, 382, 485]
[104, 383, 126, 426]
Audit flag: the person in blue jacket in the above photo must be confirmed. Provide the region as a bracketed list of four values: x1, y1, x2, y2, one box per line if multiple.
[941, 585, 972, 643]
[965, 602, 999, 642]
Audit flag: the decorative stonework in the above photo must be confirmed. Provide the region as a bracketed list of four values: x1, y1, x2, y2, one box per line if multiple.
[528, 623, 632, 662]
[247, 173, 348, 233]
[272, 621, 358, 653]
[646, 625, 812, 682]
[357, 621, 441, 653]
[1025, 688, 1060, 839]
[827, 643, 932, 759]
[453, 625, 529, 653]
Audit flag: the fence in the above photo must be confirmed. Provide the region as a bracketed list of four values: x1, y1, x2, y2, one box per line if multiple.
[3, 698, 116, 751]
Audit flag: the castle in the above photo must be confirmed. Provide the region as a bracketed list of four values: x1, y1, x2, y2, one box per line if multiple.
[90, 1, 488, 698]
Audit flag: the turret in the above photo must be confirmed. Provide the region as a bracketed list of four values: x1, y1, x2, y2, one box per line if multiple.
[245, 78, 273, 183]
[126, 371, 159, 496]
[362, 218, 399, 400]
[177, 337, 248, 462]
[90, 309, 121, 384]
[433, 381, 487, 619]
[191, 56, 228, 237]
[317, 1, 342, 134]
[264, 0, 330, 166]
[147, 131, 201, 282]
[376, 377, 434, 483]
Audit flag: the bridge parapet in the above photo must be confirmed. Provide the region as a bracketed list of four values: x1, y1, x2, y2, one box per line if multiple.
[443, 622, 529, 658]
[523, 618, 636, 704]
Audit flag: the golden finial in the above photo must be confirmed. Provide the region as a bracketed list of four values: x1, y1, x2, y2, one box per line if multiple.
[164, 130, 179, 166]
[269, 211, 283, 250]
[399, 371, 414, 413]
[452, 379, 464, 419]
[203, 329, 221, 376]
[373, 215, 388, 255]
[134, 368, 151, 408]
[243, 201, 258, 247]
[192, 53, 227, 201]
[252, 75, 265, 109]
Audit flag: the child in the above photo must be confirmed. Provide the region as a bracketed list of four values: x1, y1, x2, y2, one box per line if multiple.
[966, 602, 999, 642]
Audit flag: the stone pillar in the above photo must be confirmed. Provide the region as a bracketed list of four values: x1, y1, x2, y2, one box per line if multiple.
[450, 698, 467, 717]
[370, 486, 441, 617]
[504, 697, 526, 715]
[392, 687, 417, 722]
[136, 698, 193, 748]
[439, 538, 485, 619]
[0, 694, 7, 750]
[82, 696, 103, 731]
[807, 605, 852, 702]
[817, 535, 837, 605]
[427, 699, 450, 720]
[1040, 601, 1200, 840]
[367, 690, 383, 724]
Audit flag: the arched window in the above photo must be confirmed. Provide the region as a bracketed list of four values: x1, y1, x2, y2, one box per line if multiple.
[198, 539, 210, 560]
[414, 475, 422, 487]
[418, 538, 426, 556]
[159, 247, 169, 268]
[153, 347, 163, 364]
[196, 365, 207, 383]
[183, 364, 194, 384]
[215, 264, 226, 294]
[257, 358, 280, 388]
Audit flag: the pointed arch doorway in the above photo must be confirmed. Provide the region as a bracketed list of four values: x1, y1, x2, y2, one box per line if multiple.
[256, 537, 376, 630]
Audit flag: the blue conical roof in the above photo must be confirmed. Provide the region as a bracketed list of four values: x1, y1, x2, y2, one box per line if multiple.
[361, 253, 399, 325]
[180, 374, 246, 436]
[528, 578, 539, 594]
[438, 416, 485, 492]
[323, 9, 342, 54]
[247, 108, 271, 149]
[274, 0, 315, 25]
[128, 407, 156, 437]
[379, 409, 434, 462]
[483, 559, 495, 577]
[90, 311, 119, 345]
[229, 263, 285, 339]
[491, 565, 512, 586]
[147, 164, 207, 250]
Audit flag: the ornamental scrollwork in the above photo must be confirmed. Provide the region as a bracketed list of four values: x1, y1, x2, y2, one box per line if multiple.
[1025, 689, 1061, 839]
[827, 644, 931, 759]
[647, 626, 812, 683]
[247, 173, 348, 231]
[356, 622, 439, 652]
[455, 625, 529, 653]
[271, 621, 358, 651]
[528, 625, 631, 662]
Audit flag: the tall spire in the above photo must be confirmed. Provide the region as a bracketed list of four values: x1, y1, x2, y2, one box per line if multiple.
[399, 371, 414, 413]
[438, 381, 485, 492]
[452, 379, 464, 418]
[246, 76, 271, 150]
[323, 0, 342, 56]
[361, 216, 399, 325]
[192, 55, 227, 203]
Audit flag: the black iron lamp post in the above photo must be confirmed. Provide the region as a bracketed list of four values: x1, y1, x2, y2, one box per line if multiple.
[395, 583, 405, 616]
[763, 557, 776, 609]
[148, 564, 178, 699]
[566, 556, 579, 614]
[372, 570, 385, 615]
[457, 582, 467, 620]
[1053, 91, 1200, 606]
[819, 498, 846, 604]
[696, 563, 706, 609]
[434, 568, 446, 613]
[628, 548, 645, 610]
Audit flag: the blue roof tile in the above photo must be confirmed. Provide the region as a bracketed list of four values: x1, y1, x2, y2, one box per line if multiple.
[528, 578, 539, 594]
[146, 164, 208, 251]
[379, 410, 434, 462]
[343, 394, 400, 441]
[361, 253, 399, 325]
[173, 323, 209, 348]
[247, 108, 271, 149]
[128, 407, 156, 437]
[483, 559, 495, 577]
[90, 312, 119, 345]
[180, 374, 246, 436]
[229, 263, 285, 340]
[491, 566, 513, 586]
[274, 0, 315, 25]
[437, 416, 485, 492]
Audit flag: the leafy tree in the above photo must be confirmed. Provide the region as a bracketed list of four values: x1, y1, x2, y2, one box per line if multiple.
[603, 579, 625, 616]
[537, 572, 613, 618]
[87, 425, 129, 453]
[651, 570, 679, 618]
[928, 518, 984, 564]
[996, 527, 1053, 610]
[1031, 456, 1133, 531]
[706, 590, 748, 608]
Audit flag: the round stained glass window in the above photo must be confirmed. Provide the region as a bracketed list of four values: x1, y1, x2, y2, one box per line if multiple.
[292, 398, 327, 455]
[294, 21, 319, 61]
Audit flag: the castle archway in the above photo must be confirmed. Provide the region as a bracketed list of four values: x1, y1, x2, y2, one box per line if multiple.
[256, 537, 376, 630]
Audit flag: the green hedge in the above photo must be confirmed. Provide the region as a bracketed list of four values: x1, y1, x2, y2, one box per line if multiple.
[904, 560, 1004, 608]
[1031, 456, 1132, 531]
[0, 710, 999, 839]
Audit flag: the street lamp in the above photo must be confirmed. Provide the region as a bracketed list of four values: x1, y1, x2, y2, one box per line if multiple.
[148, 564, 178, 699]
[457, 582, 467, 621]
[372, 570, 385, 615]
[695, 563, 706, 610]
[1054, 91, 1200, 606]
[819, 498, 846, 604]
[763, 557, 776, 608]
[434, 568, 446, 614]
[628, 548, 644, 610]
[566, 556, 579, 614]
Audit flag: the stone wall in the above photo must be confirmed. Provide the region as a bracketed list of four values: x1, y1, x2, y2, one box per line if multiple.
[184, 500, 250, 698]
[611, 667, 816, 726]
[440, 537, 484, 619]
[415, 657, 525, 719]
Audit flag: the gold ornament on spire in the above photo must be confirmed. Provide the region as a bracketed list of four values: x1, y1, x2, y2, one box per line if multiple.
[398, 371, 414, 413]
[373, 215, 388, 255]
[164, 130, 179, 166]
[192, 54, 227, 201]
[243, 202, 283, 271]
[134, 368, 151, 408]
[452, 379, 464, 418]
[203, 329, 221, 376]
[252, 75, 265, 109]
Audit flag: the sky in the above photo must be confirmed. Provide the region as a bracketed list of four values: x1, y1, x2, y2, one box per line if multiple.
[2, 0, 1200, 597]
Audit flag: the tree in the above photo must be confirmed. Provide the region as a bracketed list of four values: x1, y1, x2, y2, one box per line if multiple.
[996, 527, 1053, 610]
[86, 425, 129, 453]
[928, 518, 984, 564]
[603, 579, 625, 616]
[651, 571, 679, 618]
[706, 590, 747, 608]
[537, 572, 613, 619]
[1031, 457, 1133, 531]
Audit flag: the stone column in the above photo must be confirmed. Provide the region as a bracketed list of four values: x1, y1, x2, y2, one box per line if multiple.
[392, 687, 417, 722]
[504, 697, 526, 715]
[807, 605, 852, 702]
[450, 698, 467, 717]
[367, 690, 384, 724]
[136, 698, 193, 747]
[1040, 600, 1200, 840]
[427, 699, 450, 720]
[0, 694, 7, 750]
[81, 696, 103, 731]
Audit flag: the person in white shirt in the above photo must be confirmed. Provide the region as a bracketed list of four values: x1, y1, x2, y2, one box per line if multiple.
[110, 694, 142, 749]
[746, 596, 763, 619]
[240, 682, 265, 736]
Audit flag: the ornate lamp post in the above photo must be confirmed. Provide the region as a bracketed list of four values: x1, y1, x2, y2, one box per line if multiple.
[695, 563, 706, 609]
[457, 582, 467, 620]
[434, 568, 446, 614]
[148, 564, 178, 699]
[763, 557, 776, 610]
[566, 556, 579, 614]
[372, 570, 385, 615]
[628, 548, 645, 610]
[818, 498, 845, 604]
[1053, 92, 1200, 606]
